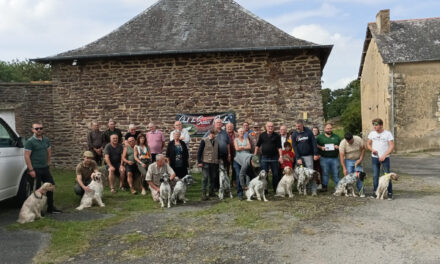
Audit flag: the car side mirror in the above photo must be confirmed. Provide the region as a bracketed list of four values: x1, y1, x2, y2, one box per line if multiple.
[15, 137, 24, 148]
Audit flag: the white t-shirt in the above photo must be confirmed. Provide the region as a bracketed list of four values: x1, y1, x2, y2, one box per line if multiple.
[368, 130, 394, 158]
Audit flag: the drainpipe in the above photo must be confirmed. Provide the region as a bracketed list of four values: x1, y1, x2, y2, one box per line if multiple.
[391, 63, 395, 137]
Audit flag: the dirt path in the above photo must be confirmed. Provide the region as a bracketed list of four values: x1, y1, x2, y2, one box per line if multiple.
[274, 152, 440, 264]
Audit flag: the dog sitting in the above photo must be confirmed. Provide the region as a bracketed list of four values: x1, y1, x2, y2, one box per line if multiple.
[17, 182, 54, 224]
[76, 172, 105, 210]
[246, 170, 268, 202]
[159, 173, 172, 208]
[218, 165, 233, 200]
[275, 167, 295, 198]
[294, 166, 320, 196]
[334, 171, 366, 197]
[376, 172, 399, 200]
[171, 174, 195, 205]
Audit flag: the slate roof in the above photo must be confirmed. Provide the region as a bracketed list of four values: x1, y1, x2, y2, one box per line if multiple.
[359, 17, 440, 77]
[34, 0, 332, 66]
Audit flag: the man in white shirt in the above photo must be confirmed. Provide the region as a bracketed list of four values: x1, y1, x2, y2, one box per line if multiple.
[367, 118, 394, 199]
[170, 121, 190, 145]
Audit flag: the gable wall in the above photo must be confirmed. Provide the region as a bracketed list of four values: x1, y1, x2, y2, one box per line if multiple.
[360, 38, 391, 136]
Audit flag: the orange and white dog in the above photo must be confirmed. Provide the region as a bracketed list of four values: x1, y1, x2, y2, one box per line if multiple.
[275, 167, 295, 198]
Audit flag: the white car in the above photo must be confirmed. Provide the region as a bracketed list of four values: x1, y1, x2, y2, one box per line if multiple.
[0, 117, 30, 205]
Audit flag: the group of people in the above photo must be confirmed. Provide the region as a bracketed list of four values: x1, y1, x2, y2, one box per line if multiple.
[23, 116, 395, 215]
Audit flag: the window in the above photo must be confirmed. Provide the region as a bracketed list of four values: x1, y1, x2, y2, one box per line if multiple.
[0, 120, 17, 148]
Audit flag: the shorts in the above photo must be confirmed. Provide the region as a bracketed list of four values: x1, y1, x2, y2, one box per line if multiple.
[125, 164, 138, 174]
[106, 163, 121, 176]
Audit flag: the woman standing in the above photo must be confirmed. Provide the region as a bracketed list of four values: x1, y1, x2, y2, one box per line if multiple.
[233, 128, 251, 198]
[134, 134, 151, 195]
[166, 130, 189, 179]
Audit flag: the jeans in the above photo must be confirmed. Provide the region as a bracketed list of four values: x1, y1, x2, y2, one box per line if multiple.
[297, 155, 317, 194]
[261, 156, 280, 192]
[34, 167, 55, 210]
[372, 157, 391, 193]
[233, 160, 256, 198]
[202, 163, 218, 194]
[320, 157, 340, 187]
[345, 159, 364, 193]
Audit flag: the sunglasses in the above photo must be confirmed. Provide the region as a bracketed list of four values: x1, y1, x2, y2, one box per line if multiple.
[372, 123, 379, 126]
[34, 127, 44, 131]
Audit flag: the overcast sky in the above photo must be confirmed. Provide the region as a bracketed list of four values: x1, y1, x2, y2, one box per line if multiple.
[1, 0, 438, 89]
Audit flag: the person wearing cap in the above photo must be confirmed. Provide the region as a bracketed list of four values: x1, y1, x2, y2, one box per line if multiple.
[339, 132, 366, 197]
[197, 128, 219, 200]
[233, 151, 260, 200]
[74, 151, 100, 197]
[246, 122, 261, 154]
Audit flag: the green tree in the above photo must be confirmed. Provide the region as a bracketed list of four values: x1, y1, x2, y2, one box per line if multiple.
[322, 79, 362, 134]
[0, 59, 51, 82]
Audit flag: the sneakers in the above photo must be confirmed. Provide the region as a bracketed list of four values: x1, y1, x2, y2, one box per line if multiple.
[387, 193, 393, 200]
[319, 185, 328, 193]
[47, 207, 62, 214]
[370, 193, 377, 199]
[360, 193, 366, 198]
[317, 184, 322, 190]
[238, 196, 243, 201]
[141, 189, 147, 196]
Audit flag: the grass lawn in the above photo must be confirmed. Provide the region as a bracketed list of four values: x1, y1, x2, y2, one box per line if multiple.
[7, 166, 374, 263]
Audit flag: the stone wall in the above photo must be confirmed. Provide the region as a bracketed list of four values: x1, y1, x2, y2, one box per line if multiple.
[0, 82, 54, 139]
[3, 50, 325, 168]
[393, 62, 440, 152]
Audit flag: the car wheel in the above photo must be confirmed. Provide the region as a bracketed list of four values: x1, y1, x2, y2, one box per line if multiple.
[16, 173, 33, 207]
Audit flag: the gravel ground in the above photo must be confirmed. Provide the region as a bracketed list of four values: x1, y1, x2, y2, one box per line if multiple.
[1, 152, 439, 264]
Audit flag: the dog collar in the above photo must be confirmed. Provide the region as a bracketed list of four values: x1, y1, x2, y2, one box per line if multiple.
[33, 191, 43, 199]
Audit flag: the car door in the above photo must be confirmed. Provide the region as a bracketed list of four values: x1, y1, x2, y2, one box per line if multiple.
[0, 118, 24, 201]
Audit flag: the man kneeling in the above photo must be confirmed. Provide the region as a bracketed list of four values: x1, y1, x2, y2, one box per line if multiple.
[146, 154, 177, 202]
[74, 151, 100, 196]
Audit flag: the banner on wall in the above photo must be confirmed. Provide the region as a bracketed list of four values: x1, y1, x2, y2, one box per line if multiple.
[176, 112, 236, 137]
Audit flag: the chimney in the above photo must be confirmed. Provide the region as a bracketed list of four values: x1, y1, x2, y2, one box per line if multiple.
[376, 9, 390, 34]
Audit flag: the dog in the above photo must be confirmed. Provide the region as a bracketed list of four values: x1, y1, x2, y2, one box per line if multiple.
[159, 173, 172, 208]
[218, 164, 233, 200]
[294, 166, 320, 196]
[376, 172, 399, 200]
[275, 167, 295, 198]
[171, 174, 195, 205]
[334, 171, 366, 197]
[17, 182, 54, 224]
[76, 172, 105, 210]
[246, 170, 268, 202]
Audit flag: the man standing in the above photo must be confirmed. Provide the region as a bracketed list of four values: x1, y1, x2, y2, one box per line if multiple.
[146, 154, 176, 202]
[74, 151, 99, 197]
[367, 118, 394, 199]
[254, 122, 283, 192]
[104, 134, 125, 193]
[146, 122, 165, 162]
[103, 119, 123, 146]
[291, 119, 319, 195]
[124, 124, 141, 142]
[279, 125, 289, 150]
[87, 121, 105, 165]
[198, 129, 219, 200]
[170, 121, 190, 146]
[339, 132, 365, 197]
[213, 118, 231, 190]
[317, 123, 341, 192]
[24, 122, 62, 213]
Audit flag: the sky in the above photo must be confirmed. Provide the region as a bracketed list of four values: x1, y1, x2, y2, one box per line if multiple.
[0, 0, 439, 90]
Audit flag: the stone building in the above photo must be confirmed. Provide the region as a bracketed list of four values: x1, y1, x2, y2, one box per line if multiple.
[2, 0, 332, 168]
[359, 10, 440, 152]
